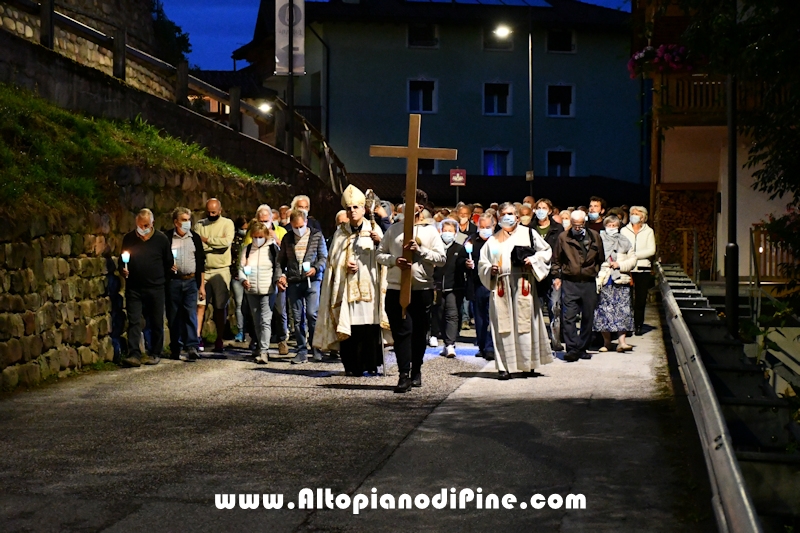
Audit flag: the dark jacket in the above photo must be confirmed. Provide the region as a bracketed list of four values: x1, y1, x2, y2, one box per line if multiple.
[120, 230, 172, 290]
[534, 218, 563, 292]
[465, 234, 489, 300]
[163, 228, 206, 289]
[434, 242, 468, 292]
[552, 228, 605, 282]
[458, 221, 478, 237]
[278, 227, 328, 284]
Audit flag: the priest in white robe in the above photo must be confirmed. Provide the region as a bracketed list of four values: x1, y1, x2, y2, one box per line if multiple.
[314, 185, 390, 376]
[478, 202, 554, 379]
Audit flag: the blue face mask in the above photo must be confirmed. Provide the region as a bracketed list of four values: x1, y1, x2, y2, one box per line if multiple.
[180, 221, 191, 233]
[499, 215, 517, 229]
[441, 232, 455, 244]
[588, 212, 600, 221]
[572, 228, 585, 238]
[535, 209, 549, 221]
[479, 228, 493, 240]
[630, 215, 641, 225]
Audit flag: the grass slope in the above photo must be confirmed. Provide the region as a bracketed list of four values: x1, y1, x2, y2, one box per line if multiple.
[0, 83, 276, 215]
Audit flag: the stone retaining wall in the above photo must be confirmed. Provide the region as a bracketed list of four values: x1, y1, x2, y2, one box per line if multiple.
[0, 167, 292, 392]
[1, 2, 174, 101]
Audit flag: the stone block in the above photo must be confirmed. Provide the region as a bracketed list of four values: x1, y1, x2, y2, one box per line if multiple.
[65, 302, 77, 323]
[90, 213, 111, 234]
[59, 324, 72, 345]
[43, 258, 57, 282]
[182, 172, 199, 192]
[70, 234, 83, 256]
[57, 346, 70, 370]
[44, 351, 60, 376]
[17, 361, 40, 387]
[0, 294, 23, 312]
[37, 354, 51, 381]
[41, 329, 60, 351]
[23, 292, 40, 311]
[10, 270, 29, 294]
[2, 365, 19, 392]
[66, 347, 78, 368]
[20, 335, 42, 362]
[0, 270, 8, 292]
[72, 321, 88, 345]
[80, 300, 95, 318]
[5, 242, 28, 269]
[56, 258, 70, 279]
[22, 311, 35, 335]
[0, 313, 25, 340]
[51, 281, 62, 302]
[99, 336, 114, 362]
[59, 235, 72, 257]
[78, 346, 94, 366]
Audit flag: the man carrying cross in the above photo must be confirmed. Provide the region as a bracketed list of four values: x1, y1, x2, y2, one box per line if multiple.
[378, 189, 445, 392]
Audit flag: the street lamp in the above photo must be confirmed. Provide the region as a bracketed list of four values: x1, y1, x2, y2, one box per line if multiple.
[258, 102, 272, 113]
[495, 23, 533, 195]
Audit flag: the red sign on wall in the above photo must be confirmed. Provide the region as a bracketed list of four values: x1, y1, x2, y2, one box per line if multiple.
[450, 169, 466, 187]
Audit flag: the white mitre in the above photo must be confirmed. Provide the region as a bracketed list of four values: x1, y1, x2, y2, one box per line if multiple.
[341, 185, 366, 208]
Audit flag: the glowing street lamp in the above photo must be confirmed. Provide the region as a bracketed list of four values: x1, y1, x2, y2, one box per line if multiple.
[258, 102, 272, 113]
[493, 25, 512, 39]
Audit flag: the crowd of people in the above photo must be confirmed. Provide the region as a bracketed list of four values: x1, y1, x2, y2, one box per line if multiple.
[117, 187, 656, 392]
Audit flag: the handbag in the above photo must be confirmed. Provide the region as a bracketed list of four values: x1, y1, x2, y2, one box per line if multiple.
[510, 228, 539, 267]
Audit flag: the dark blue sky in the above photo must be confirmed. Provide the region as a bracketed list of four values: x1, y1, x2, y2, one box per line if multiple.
[163, 0, 631, 70]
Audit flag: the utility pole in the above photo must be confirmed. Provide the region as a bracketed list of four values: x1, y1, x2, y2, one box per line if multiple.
[287, 0, 295, 157]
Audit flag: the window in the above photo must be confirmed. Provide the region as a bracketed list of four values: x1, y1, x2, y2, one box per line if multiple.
[483, 149, 510, 176]
[409, 80, 436, 113]
[418, 159, 435, 175]
[547, 29, 575, 53]
[484, 83, 510, 115]
[483, 27, 512, 51]
[547, 150, 573, 177]
[408, 23, 438, 48]
[547, 85, 574, 117]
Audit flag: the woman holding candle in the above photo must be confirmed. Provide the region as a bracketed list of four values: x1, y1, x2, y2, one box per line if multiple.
[478, 203, 553, 380]
[240, 221, 282, 364]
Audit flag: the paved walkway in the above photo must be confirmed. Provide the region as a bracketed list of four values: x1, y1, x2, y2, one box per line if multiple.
[0, 306, 712, 532]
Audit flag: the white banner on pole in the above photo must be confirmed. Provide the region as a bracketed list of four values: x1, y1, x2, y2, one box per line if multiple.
[275, 0, 305, 75]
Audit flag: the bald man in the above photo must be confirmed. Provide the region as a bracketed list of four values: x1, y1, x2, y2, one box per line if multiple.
[194, 198, 235, 353]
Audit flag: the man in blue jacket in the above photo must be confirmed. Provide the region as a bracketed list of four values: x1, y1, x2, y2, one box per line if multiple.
[278, 209, 328, 363]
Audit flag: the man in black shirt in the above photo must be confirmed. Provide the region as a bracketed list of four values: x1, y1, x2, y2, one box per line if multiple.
[120, 208, 173, 367]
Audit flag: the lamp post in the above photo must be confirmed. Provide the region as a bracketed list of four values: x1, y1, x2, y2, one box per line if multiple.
[494, 23, 532, 194]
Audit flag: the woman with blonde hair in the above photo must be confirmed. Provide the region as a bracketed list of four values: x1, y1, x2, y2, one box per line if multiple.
[620, 206, 656, 336]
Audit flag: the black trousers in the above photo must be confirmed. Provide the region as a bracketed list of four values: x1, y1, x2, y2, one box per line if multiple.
[385, 289, 433, 376]
[127, 286, 165, 359]
[340, 324, 382, 375]
[631, 271, 653, 329]
[433, 290, 463, 346]
[561, 280, 597, 355]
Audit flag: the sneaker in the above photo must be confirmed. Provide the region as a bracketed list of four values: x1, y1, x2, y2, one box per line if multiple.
[123, 356, 141, 368]
[179, 353, 189, 362]
[445, 345, 456, 358]
[143, 355, 161, 365]
[291, 353, 308, 365]
[187, 347, 199, 362]
[234, 332, 245, 343]
[312, 349, 323, 362]
[440, 347, 449, 357]
[428, 336, 438, 348]
[256, 352, 269, 364]
[278, 341, 289, 355]
[198, 340, 204, 352]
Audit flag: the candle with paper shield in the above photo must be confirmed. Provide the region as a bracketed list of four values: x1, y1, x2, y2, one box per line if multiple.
[243, 265, 252, 277]
[171, 248, 178, 261]
[302, 261, 312, 287]
[121, 251, 130, 266]
[464, 241, 473, 255]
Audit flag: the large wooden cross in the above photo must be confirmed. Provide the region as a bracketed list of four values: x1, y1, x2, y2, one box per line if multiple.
[370, 114, 458, 315]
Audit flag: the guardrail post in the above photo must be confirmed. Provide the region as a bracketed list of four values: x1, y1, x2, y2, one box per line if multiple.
[228, 86, 241, 132]
[112, 28, 127, 80]
[175, 61, 189, 106]
[40, 0, 55, 49]
[301, 129, 311, 168]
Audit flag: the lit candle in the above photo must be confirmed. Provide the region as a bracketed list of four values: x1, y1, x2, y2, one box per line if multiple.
[121, 251, 130, 264]
[243, 265, 252, 276]
[464, 242, 473, 255]
[302, 261, 312, 287]
[171, 248, 178, 260]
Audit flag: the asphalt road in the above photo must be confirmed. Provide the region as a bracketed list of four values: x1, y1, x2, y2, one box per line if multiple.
[0, 306, 713, 532]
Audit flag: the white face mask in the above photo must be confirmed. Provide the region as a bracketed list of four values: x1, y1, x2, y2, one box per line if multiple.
[479, 228, 493, 240]
[136, 226, 152, 237]
[293, 225, 307, 237]
[253, 237, 266, 248]
[605, 227, 619, 236]
[459, 216, 469, 224]
[630, 215, 641, 225]
[562, 221, 571, 230]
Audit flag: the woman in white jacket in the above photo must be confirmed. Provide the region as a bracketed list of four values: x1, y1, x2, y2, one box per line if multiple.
[594, 215, 637, 352]
[240, 221, 282, 364]
[620, 206, 656, 335]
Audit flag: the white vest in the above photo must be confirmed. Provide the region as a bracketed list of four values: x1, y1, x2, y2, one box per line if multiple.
[241, 244, 274, 295]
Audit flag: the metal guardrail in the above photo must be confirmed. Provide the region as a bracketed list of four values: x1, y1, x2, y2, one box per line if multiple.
[657, 262, 763, 533]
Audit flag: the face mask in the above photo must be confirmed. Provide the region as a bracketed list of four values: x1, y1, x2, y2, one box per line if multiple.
[499, 214, 516, 229]
[298, 209, 309, 217]
[180, 221, 192, 233]
[535, 209, 549, 221]
[207, 214, 220, 222]
[523, 203, 532, 209]
[136, 226, 151, 237]
[605, 227, 618, 236]
[562, 221, 571, 230]
[459, 216, 469, 224]
[293, 225, 307, 237]
[572, 228, 585, 238]
[253, 237, 266, 248]
[479, 228, 493, 240]
[237, 229, 247, 236]
[520, 216, 532, 226]
[588, 212, 599, 221]
[630, 215, 641, 225]
[441, 232, 455, 244]
[472, 214, 480, 225]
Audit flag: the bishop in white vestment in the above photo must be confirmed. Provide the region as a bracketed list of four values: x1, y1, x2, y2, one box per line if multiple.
[478, 205, 553, 378]
[314, 185, 390, 375]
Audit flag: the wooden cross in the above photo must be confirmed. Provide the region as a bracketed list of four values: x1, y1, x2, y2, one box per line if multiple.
[370, 114, 458, 315]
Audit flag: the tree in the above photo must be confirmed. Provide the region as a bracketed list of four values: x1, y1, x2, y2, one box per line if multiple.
[676, 0, 800, 292]
[150, 0, 192, 67]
